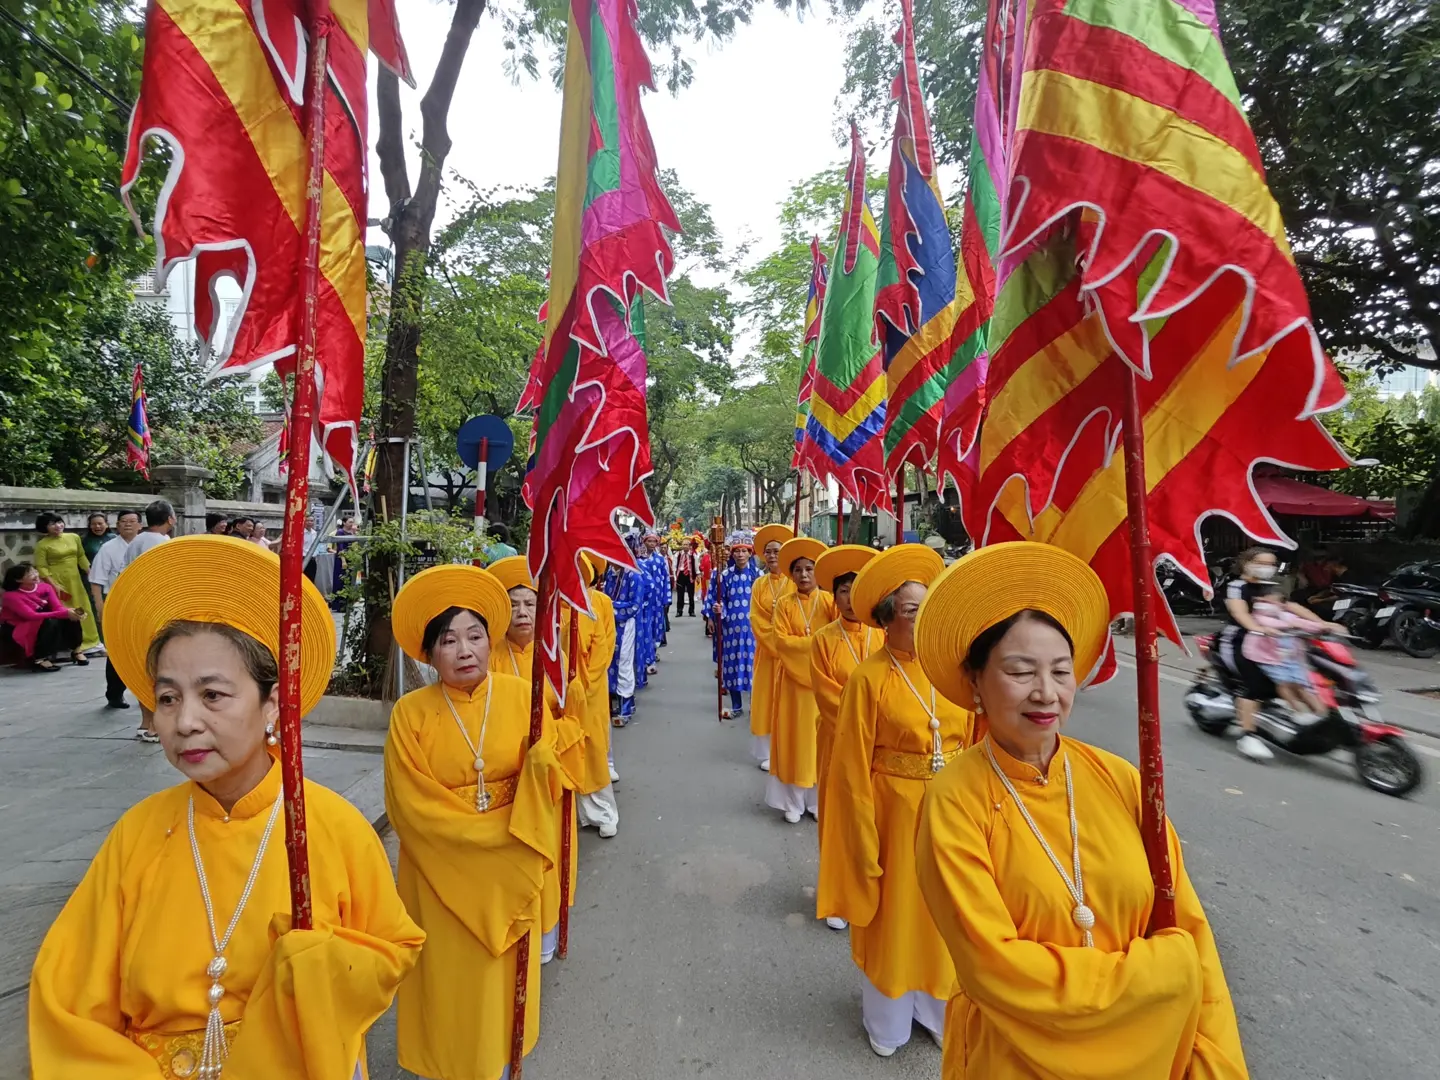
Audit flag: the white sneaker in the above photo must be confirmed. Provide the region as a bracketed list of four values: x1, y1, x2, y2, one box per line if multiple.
[868, 1036, 897, 1058]
[608, 764, 620, 784]
[784, 810, 802, 824]
[759, 758, 771, 773]
[825, 916, 848, 931]
[598, 823, 618, 839]
[541, 949, 555, 965]
[135, 727, 159, 744]
[1237, 733, 1274, 761]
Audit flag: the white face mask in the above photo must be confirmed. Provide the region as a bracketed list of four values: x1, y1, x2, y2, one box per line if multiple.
[1249, 563, 1277, 581]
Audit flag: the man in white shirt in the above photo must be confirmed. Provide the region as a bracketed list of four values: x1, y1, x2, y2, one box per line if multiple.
[123, 499, 174, 567]
[114, 499, 173, 740]
[89, 510, 142, 708]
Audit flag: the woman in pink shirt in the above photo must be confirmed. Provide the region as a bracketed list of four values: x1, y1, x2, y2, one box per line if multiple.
[1, 563, 86, 672]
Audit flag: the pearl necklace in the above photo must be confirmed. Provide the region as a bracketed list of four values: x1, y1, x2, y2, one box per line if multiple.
[442, 680, 495, 811]
[795, 591, 821, 634]
[983, 738, 1095, 947]
[885, 647, 946, 773]
[187, 789, 283, 1079]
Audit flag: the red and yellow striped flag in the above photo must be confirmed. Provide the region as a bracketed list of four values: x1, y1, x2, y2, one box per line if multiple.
[121, 0, 408, 482]
[969, 0, 1350, 675]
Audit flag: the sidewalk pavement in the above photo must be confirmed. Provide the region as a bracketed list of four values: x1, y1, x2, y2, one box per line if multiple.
[1112, 615, 1440, 740]
[0, 660, 387, 1079]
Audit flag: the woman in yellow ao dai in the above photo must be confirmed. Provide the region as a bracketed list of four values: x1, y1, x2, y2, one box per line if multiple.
[385, 564, 581, 1080]
[30, 535, 423, 1080]
[746, 523, 795, 768]
[912, 542, 1249, 1079]
[766, 536, 836, 822]
[563, 557, 620, 838]
[817, 544, 973, 1057]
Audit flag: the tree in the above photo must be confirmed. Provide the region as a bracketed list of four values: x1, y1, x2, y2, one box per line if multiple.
[0, 285, 261, 494]
[837, 0, 1439, 369]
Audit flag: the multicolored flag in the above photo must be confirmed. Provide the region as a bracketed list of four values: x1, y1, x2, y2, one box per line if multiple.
[874, 0, 983, 482]
[126, 363, 151, 479]
[806, 125, 890, 513]
[523, 0, 679, 693]
[967, 0, 1350, 673]
[121, 0, 409, 483]
[791, 237, 828, 476]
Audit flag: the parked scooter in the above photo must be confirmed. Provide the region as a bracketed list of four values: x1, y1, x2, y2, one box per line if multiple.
[1158, 558, 1215, 617]
[1184, 632, 1424, 796]
[1330, 561, 1440, 653]
[1373, 582, 1440, 659]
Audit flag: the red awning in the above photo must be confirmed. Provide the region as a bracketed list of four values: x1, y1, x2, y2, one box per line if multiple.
[1253, 474, 1395, 520]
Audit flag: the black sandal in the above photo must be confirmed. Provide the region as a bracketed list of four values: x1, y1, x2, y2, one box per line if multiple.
[31, 659, 59, 673]
[71, 651, 90, 667]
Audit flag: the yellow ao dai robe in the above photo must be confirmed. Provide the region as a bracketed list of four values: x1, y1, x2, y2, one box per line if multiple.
[387, 673, 583, 1080]
[562, 587, 618, 796]
[747, 572, 793, 739]
[487, 640, 586, 933]
[810, 617, 883, 819]
[818, 647, 973, 999]
[30, 758, 424, 1079]
[770, 589, 836, 787]
[915, 735, 1249, 1080]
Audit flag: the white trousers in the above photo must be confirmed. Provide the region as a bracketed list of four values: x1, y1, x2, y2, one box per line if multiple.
[541, 924, 559, 963]
[750, 734, 770, 763]
[615, 621, 637, 697]
[861, 975, 946, 1050]
[764, 774, 817, 816]
[578, 784, 619, 830]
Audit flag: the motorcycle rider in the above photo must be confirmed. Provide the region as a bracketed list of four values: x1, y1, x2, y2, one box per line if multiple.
[1218, 547, 1345, 762]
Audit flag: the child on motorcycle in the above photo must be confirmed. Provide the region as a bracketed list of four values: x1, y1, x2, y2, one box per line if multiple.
[1243, 583, 1328, 719]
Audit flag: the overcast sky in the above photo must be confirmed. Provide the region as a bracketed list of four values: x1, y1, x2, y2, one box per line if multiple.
[367, 2, 868, 264]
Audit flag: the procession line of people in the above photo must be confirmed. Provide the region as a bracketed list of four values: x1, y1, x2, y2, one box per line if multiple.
[723, 523, 1252, 1076]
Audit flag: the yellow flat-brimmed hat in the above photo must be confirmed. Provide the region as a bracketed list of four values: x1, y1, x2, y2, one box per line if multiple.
[392, 564, 512, 662]
[580, 552, 599, 584]
[104, 535, 335, 713]
[914, 541, 1111, 710]
[753, 523, 794, 553]
[850, 543, 945, 629]
[813, 544, 877, 593]
[489, 555, 537, 594]
[778, 536, 826, 578]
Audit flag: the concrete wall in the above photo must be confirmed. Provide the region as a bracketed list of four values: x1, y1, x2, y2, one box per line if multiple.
[0, 484, 287, 572]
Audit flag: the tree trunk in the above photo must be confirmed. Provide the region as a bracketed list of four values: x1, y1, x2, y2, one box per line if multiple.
[363, 0, 487, 689]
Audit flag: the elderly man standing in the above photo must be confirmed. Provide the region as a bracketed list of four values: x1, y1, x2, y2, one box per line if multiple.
[674, 537, 700, 617]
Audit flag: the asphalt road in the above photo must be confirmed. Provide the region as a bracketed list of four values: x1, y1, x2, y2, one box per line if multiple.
[372, 619, 1440, 1080]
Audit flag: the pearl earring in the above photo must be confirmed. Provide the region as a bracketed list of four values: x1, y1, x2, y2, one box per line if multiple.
[266, 721, 278, 747]
[974, 698, 985, 715]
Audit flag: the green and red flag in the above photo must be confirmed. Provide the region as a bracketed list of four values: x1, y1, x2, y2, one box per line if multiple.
[522, 0, 678, 691]
[967, 0, 1350, 675]
[874, 0, 987, 482]
[805, 124, 890, 513]
[791, 237, 828, 477]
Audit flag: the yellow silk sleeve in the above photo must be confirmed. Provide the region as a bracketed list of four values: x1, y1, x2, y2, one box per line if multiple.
[817, 661, 882, 925]
[773, 601, 814, 688]
[28, 816, 165, 1078]
[749, 585, 777, 657]
[915, 777, 1207, 1078]
[383, 699, 550, 957]
[810, 631, 844, 730]
[33, 538, 57, 583]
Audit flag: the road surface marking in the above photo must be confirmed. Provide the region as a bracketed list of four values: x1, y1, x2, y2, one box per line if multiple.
[1113, 657, 1193, 687]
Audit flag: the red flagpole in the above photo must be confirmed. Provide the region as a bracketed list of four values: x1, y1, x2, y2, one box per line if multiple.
[895, 469, 905, 545]
[511, 568, 554, 1078]
[275, 0, 334, 932]
[792, 474, 802, 534]
[1121, 368, 1176, 931]
[837, 494, 846, 545]
[559, 611, 580, 959]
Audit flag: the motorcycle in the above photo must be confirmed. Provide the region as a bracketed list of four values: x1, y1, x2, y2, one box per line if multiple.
[1374, 583, 1440, 659]
[1330, 561, 1440, 652]
[1158, 558, 1215, 617]
[1184, 631, 1424, 797]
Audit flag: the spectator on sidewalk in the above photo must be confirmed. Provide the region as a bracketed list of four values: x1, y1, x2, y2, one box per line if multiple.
[478, 522, 518, 566]
[88, 509, 143, 709]
[117, 500, 174, 741]
[1, 564, 86, 672]
[231, 516, 255, 539]
[330, 516, 360, 609]
[81, 513, 113, 564]
[205, 512, 231, 535]
[34, 513, 101, 656]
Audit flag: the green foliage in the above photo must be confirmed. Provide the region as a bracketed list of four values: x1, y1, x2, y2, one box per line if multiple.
[1320, 367, 1440, 497]
[0, 0, 152, 364]
[329, 511, 488, 697]
[837, 0, 1439, 369]
[0, 286, 261, 495]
